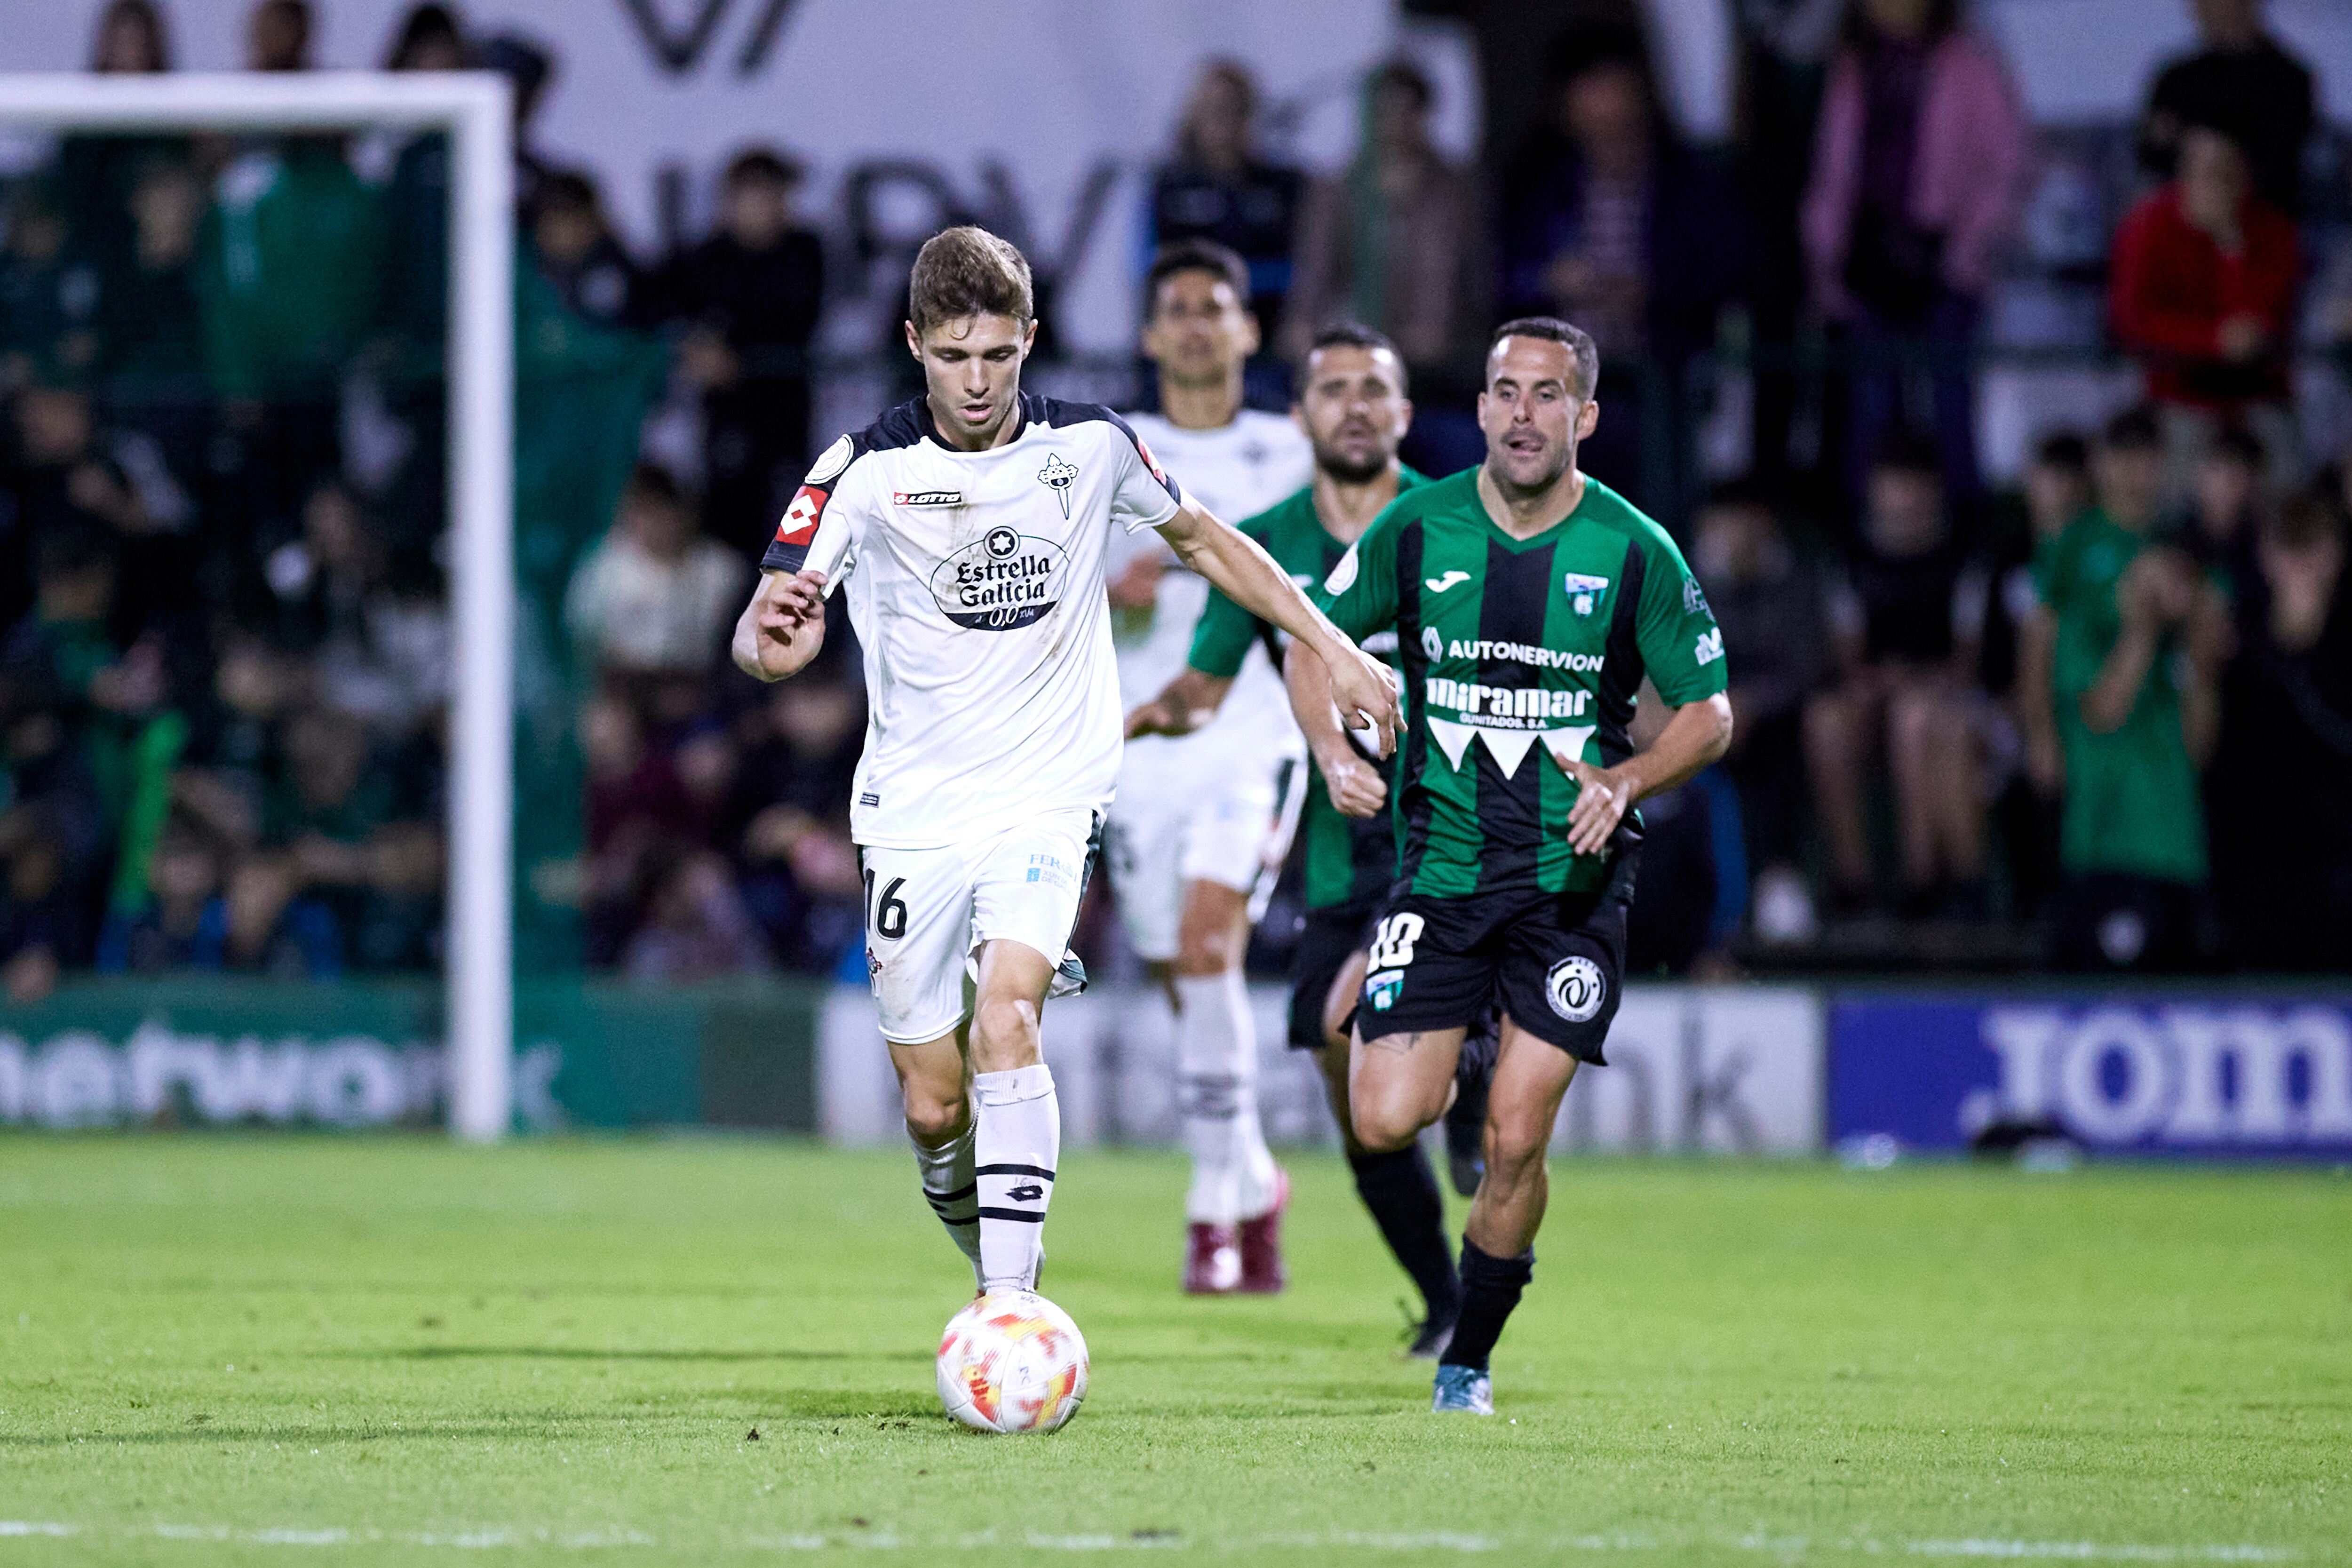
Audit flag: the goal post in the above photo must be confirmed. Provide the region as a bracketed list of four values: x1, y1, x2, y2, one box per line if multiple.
[0, 72, 516, 1141]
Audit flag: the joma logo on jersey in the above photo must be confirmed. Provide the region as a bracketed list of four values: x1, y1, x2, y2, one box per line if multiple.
[1427, 678, 1589, 723]
[893, 489, 963, 508]
[1446, 638, 1605, 674]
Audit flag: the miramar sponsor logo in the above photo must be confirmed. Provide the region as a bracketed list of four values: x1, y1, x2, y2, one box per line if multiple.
[1421, 677, 1595, 778]
[930, 525, 1070, 630]
[1425, 677, 1591, 726]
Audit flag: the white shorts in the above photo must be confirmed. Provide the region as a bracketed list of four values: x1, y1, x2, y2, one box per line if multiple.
[858, 806, 1098, 1046]
[1104, 740, 1293, 963]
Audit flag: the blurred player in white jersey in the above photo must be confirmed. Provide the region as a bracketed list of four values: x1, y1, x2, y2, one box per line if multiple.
[1110, 241, 1315, 1294]
[732, 227, 1398, 1313]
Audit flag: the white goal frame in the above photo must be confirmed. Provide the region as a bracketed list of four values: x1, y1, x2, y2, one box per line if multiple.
[0, 73, 516, 1141]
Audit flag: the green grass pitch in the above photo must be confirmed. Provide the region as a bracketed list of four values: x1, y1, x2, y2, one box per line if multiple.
[0, 1138, 2346, 1565]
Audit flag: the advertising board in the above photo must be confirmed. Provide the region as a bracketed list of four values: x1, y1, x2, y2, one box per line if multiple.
[1830, 996, 2352, 1159]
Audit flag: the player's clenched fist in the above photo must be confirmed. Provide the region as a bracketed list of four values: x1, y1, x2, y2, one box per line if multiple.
[733, 568, 828, 683]
[1326, 642, 1400, 757]
[768, 567, 827, 625]
[1316, 748, 1389, 820]
[1559, 756, 1631, 856]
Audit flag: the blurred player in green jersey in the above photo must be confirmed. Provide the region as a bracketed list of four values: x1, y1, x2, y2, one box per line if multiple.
[1129, 324, 1460, 1353]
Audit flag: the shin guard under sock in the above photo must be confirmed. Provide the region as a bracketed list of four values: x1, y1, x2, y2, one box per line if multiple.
[912, 1118, 980, 1284]
[1349, 1145, 1462, 1324]
[973, 1063, 1058, 1293]
[1440, 1238, 1534, 1372]
[1175, 970, 1277, 1224]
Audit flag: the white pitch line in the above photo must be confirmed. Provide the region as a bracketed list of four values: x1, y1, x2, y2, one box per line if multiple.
[0, 1523, 2315, 1559]
[1907, 1544, 2298, 1562]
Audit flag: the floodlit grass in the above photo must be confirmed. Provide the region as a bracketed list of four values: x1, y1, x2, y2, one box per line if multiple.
[0, 1137, 2345, 1564]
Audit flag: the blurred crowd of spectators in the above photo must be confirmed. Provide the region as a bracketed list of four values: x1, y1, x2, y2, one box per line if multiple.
[0, 0, 847, 998]
[4, 0, 2350, 999]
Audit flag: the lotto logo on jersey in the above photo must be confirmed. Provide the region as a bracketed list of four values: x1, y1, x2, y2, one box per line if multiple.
[929, 525, 1073, 631]
[776, 484, 827, 545]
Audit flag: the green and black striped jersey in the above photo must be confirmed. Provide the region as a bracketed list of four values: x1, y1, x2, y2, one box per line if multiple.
[1314, 468, 1727, 898]
[1189, 468, 1427, 912]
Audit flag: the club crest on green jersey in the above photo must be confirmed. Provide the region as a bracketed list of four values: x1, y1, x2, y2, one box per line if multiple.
[1564, 573, 1609, 616]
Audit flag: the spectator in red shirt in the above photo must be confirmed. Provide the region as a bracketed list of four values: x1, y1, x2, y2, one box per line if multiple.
[2110, 123, 2300, 500]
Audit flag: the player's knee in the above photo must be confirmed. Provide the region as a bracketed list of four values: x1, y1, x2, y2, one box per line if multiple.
[969, 994, 1041, 1068]
[1351, 1091, 1427, 1154]
[1171, 929, 1236, 977]
[901, 1089, 967, 1146]
[1484, 1109, 1551, 1179]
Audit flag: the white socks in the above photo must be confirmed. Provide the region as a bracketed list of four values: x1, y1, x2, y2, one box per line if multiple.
[912, 1117, 980, 1286]
[1175, 970, 1279, 1226]
[973, 1063, 1058, 1293]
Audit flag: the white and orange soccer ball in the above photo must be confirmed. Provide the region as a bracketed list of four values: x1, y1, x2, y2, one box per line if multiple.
[935, 1289, 1089, 1433]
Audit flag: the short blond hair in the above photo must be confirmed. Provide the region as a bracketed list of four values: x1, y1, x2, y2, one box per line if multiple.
[907, 226, 1033, 333]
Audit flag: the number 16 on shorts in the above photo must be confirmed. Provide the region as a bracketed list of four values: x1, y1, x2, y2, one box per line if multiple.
[1362, 911, 1423, 1015]
[865, 868, 909, 942]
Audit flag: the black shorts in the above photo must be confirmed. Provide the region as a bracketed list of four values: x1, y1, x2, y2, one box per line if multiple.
[1353, 857, 1636, 1064]
[1287, 903, 1377, 1051]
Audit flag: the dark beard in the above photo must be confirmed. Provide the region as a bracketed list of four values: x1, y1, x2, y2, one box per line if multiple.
[1316, 450, 1386, 485]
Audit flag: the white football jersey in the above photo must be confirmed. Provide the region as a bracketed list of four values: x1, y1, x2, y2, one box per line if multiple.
[1115, 409, 1314, 765]
[765, 394, 1185, 850]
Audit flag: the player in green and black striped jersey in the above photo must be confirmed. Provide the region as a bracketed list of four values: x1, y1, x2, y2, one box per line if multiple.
[1287, 318, 1734, 1415]
[1126, 324, 1461, 1355]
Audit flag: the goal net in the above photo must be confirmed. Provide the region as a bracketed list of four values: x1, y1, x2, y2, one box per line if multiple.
[0, 73, 515, 1138]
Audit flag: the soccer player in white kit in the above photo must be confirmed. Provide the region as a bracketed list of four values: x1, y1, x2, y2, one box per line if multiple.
[1110, 241, 1315, 1294]
[731, 227, 1398, 1312]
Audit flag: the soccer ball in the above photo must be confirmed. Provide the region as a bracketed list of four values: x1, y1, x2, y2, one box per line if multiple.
[936, 1289, 1089, 1433]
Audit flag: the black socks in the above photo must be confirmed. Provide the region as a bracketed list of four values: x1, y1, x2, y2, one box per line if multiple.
[1348, 1146, 1462, 1325]
[1440, 1238, 1533, 1372]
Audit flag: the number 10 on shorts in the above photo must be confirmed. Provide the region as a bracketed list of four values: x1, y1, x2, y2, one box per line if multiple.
[1363, 912, 1424, 1014]
[1367, 912, 1423, 971]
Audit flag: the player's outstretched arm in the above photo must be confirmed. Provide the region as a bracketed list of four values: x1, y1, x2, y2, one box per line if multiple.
[1126, 668, 1235, 739]
[1283, 642, 1392, 819]
[731, 569, 828, 683]
[1158, 502, 1398, 754]
[1559, 693, 1734, 855]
